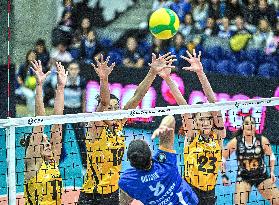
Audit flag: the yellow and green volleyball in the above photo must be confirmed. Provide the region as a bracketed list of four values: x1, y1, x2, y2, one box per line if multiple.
[149, 8, 180, 40]
[25, 76, 37, 90]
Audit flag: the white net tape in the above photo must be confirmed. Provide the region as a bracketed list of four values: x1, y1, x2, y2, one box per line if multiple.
[2, 97, 279, 205]
[1, 97, 278, 128]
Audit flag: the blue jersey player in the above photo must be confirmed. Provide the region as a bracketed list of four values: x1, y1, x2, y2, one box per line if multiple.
[119, 115, 198, 205]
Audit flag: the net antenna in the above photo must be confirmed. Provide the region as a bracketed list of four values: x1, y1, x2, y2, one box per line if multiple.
[1, 97, 279, 205]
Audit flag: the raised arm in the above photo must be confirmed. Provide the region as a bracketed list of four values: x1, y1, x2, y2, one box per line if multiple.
[24, 60, 51, 177]
[181, 50, 226, 139]
[94, 55, 115, 113]
[158, 62, 195, 144]
[152, 115, 176, 151]
[87, 55, 115, 141]
[122, 53, 175, 123]
[50, 62, 67, 163]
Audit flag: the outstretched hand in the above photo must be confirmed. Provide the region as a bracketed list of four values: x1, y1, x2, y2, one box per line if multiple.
[56, 62, 68, 87]
[181, 49, 204, 74]
[151, 125, 174, 140]
[149, 52, 176, 75]
[92, 54, 115, 79]
[30, 60, 51, 86]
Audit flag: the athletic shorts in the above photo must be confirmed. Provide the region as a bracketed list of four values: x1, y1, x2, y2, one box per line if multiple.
[189, 184, 216, 205]
[237, 172, 269, 187]
[77, 190, 119, 205]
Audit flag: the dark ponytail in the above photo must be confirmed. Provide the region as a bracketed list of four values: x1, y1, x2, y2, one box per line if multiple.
[233, 115, 256, 138]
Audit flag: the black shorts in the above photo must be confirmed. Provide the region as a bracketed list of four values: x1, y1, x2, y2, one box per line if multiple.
[237, 172, 269, 187]
[77, 190, 119, 205]
[189, 184, 216, 205]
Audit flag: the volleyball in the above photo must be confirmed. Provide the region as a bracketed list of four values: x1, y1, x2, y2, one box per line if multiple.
[25, 75, 37, 90]
[149, 8, 180, 40]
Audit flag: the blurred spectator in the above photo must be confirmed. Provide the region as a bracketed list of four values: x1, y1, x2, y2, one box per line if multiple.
[192, 0, 209, 30]
[243, 0, 257, 25]
[51, 42, 73, 63]
[80, 30, 102, 64]
[58, 10, 75, 32]
[252, 18, 274, 48]
[203, 17, 219, 36]
[254, 0, 277, 28]
[179, 13, 197, 37]
[152, 0, 172, 10]
[123, 37, 145, 69]
[58, 0, 76, 23]
[52, 10, 75, 47]
[265, 21, 279, 55]
[69, 31, 82, 60]
[208, 0, 224, 21]
[15, 50, 37, 116]
[63, 0, 74, 11]
[52, 9, 74, 47]
[152, 38, 169, 56]
[218, 17, 233, 38]
[169, 0, 192, 22]
[231, 16, 251, 34]
[225, 0, 243, 20]
[168, 32, 187, 68]
[34, 39, 50, 70]
[48, 62, 87, 167]
[72, 0, 93, 28]
[77, 17, 91, 40]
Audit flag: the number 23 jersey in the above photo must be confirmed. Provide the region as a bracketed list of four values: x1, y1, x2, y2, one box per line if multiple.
[184, 132, 222, 191]
[82, 123, 125, 194]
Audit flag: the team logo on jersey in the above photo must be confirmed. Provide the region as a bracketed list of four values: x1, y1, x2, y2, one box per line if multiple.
[158, 153, 167, 163]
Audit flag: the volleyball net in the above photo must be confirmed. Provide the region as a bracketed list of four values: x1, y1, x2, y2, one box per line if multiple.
[0, 97, 279, 205]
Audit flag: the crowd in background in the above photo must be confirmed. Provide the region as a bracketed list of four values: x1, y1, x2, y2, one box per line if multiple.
[15, 0, 279, 115]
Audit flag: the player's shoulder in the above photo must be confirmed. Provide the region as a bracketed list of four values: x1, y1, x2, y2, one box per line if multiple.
[120, 168, 141, 181]
[119, 168, 142, 190]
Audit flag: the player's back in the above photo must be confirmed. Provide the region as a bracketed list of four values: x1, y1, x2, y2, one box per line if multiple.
[119, 148, 198, 205]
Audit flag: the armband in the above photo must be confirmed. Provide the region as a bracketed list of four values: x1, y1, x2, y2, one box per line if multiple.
[270, 153, 276, 161]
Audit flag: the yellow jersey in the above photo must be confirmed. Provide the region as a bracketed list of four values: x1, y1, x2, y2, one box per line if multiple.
[24, 160, 62, 205]
[82, 123, 125, 194]
[184, 132, 221, 191]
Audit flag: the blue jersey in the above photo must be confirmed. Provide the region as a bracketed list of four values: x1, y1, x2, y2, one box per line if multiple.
[119, 148, 198, 205]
